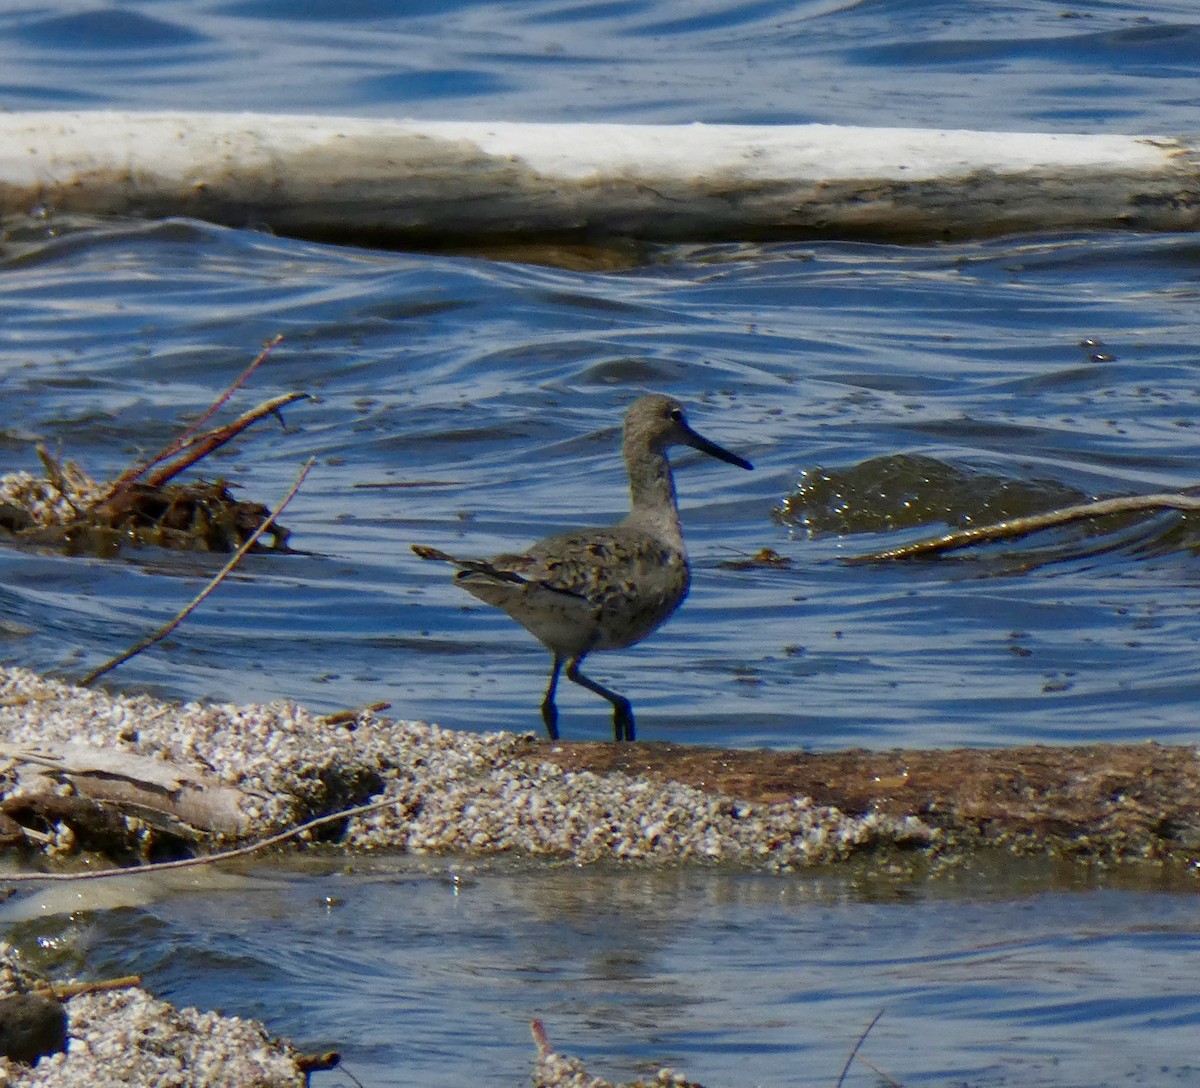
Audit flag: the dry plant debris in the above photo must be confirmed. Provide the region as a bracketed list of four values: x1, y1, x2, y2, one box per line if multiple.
[0, 337, 303, 557]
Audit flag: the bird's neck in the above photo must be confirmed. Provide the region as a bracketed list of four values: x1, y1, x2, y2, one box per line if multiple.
[624, 446, 684, 547]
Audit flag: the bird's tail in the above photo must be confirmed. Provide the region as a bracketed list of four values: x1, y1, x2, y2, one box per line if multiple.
[411, 543, 459, 564]
[411, 544, 526, 585]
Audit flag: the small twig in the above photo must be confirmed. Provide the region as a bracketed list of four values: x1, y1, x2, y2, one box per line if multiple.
[321, 702, 392, 726]
[295, 1051, 342, 1075]
[352, 480, 462, 490]
[848, 492, 1200, 564]
[35, 446, 89, 518]
[350, 479, 463, 491]
[715, 545, 793, 571]
[0, 792, 412, 884]
[176, 335, 285, 446]
[33, 976, 141, 1000]
[142, 391, 311, 489]
[17, 825, 52, 845]
[835, 1009, 883, 1088]
[530, 1019, 553, 1059]
[99, 335, 284, 500]
[855, 1054, 904, 1087]
[332, 1061, 366, 1088]
[79, 457, 315, 686]
[35, 446, 70, 497]
[0, 692, 65, 708]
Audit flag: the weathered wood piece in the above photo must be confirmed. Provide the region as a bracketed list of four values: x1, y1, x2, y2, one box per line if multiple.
[0, 742, 257, 844]
[0, 112, 1196, 244]
[531, 739, 1200, 861]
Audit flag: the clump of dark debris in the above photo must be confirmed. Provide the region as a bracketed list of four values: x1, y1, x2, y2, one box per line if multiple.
[0, 339, 304, 557]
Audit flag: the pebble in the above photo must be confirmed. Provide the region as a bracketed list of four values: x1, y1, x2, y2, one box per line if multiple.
[0, 993, 66, 1066]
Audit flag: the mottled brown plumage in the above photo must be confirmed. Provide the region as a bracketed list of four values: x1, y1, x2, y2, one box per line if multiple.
[412, 394, 752, 741]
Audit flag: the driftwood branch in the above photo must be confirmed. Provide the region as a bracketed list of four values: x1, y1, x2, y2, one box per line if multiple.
[80, 456, 315, 685]
[0, 742, 258, 840]
[847, 492, 1200, 563]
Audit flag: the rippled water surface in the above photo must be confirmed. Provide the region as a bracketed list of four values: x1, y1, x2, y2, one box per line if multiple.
[5, 858, 1200, 1088]
[2, 0, 1199, 133]
[2, 2, 1200, 1086]
[7, 223, 1200, 751]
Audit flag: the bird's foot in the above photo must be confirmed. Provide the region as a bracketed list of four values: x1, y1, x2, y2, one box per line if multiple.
[612, 700, 635, 743]
[540, 699, 560, 741]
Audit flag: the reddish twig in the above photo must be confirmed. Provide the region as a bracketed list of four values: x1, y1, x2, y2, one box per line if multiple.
[530, 1019, 553, 1059]
[176, 334, 285, 445]
[98, 334, 285, 500]
[80, 457, 314, 686]
[835, 1009, 884, 1088]
[142, 391, 310, 489]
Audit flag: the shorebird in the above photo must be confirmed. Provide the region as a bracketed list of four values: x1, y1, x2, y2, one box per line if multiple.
[412, 394, 752, 742]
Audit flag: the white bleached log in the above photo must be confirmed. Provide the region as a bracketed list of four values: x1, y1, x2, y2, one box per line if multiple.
[0, 111, 1197, 244]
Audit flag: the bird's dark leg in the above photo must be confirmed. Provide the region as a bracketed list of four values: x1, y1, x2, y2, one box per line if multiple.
[540, 655, 563, 740]
[565, 655, 636, 742]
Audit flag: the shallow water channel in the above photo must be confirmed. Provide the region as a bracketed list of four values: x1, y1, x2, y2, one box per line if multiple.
[2, 856, 1199, 1088]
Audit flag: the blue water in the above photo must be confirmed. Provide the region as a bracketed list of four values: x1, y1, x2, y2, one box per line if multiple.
[2, 2, 1200, 1086]
[0, 0, 1196, 134]
[8, 858, 1200, 1088]
[7, 224, 1200, 752]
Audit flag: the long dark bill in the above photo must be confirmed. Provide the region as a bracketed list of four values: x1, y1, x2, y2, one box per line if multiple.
[681, 425, 753, 471]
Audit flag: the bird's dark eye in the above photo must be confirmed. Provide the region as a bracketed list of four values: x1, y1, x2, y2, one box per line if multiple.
[669, 407, 684, 422]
